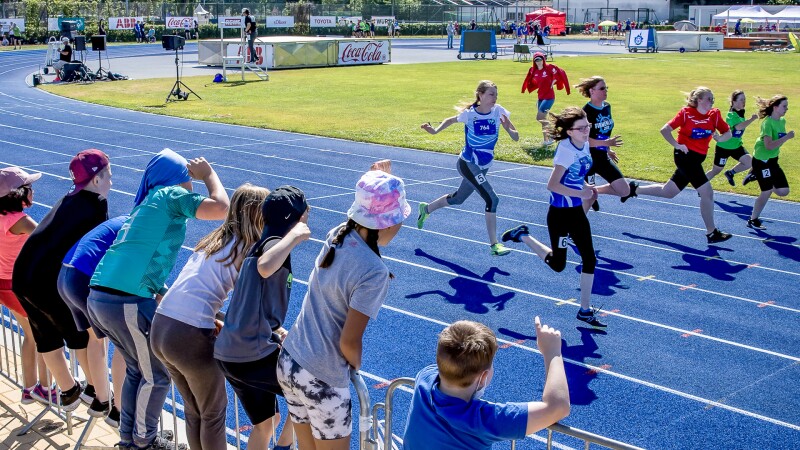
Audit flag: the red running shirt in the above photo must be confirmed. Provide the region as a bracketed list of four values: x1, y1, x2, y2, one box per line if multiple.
[667, 107, 730, 155]
[531, 65, 558, 100]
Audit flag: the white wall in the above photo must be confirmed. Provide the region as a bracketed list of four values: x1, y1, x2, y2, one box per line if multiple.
[550, 0, 670, 24]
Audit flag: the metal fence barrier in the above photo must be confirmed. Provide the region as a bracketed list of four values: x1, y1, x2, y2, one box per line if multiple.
[352, 373, 646, 450]
[3, 307, 643, 450]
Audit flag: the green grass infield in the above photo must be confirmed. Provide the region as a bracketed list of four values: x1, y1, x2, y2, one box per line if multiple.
[41, 51, 799, 200]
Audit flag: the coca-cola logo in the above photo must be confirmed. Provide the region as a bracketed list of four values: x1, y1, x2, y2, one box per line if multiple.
[166, 17, 191, 28]
[340, 42, 387, 63]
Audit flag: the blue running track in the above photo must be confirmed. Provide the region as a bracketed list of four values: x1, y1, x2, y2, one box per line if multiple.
[1, 45, 798, 450]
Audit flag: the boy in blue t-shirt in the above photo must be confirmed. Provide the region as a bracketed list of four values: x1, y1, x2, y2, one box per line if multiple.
[403, 317, 569, 450]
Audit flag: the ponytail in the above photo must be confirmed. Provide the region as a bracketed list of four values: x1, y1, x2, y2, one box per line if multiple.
[319, 219, 357, 269]
[319, 219, 395, 279]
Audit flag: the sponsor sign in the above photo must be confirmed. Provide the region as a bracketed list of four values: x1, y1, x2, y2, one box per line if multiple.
[48, 17, 85, 32]
[165, 16, 193, 29]
[373, 16, 395, 27]
[218, 16, 244, 29]
[310, 16, 337, 27]
[700, 34, 723, 50]
[0, 19, 25, 33]
[338, 40, 389, 65]
[266, 16, 294, 28]
[108, 17, 144, 30]
[338, 16, 362, 27]
[227, 43, 272, 68]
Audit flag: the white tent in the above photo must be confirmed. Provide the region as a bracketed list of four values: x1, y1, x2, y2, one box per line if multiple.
[772, 6, 800, 22]
[712, 6, 774, 21]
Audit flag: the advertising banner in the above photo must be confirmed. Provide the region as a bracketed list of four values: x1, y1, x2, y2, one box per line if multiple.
[265, 16, 294, 28]
[338, 40, 389, 65]
[108, 17, 144, 30]
[0, 19, 25, 33]
[49, 17, 85, 32]
[310, 16, 337, 27]
[338, 16, 362, 26]
[373, 16, 395, 27]
[165, 16, 193, 29]
[218, 16, 244, 29]
[699, 33, 723, 50]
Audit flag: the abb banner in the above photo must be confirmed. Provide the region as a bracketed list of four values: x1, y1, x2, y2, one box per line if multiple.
[338, 40, 389, 65]
[265, 16, 294, 28]
[309, 16, 337, 27]
[165, 16, 193, 29]
[218, 16, 244, 29]
[108, 17, 144, 30]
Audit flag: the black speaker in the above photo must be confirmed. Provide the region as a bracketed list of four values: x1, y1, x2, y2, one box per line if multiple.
[161, 35, 185, 51]
[60, 21, 77, 40]
[74, 36, 86, 51]
[91, 35, 106, 51]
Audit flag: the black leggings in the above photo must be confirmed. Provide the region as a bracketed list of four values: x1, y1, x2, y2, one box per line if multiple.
[545, 205, 596, 274]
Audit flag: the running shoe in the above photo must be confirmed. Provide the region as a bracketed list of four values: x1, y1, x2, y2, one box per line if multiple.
[87, 398, 109, 418]
[105, 404, 121, 428]
[490, 243, 511, 256]
[501, 224, 529, 243]
[59, 381, 83, 412]
[80, 382, 96, 405]
[724, 169, 736, 187]
[21, 386, 35, 405]
[417, 202, 429, 229]
[706, 228, 733, 244]
[747, 217, 766, 230]
[742, 171, 757, 186]
[137, 436, 176, 450]
[620, 181, 639, 203]
[543, 139, 555, 146]
[30, 383, 58, 405]
[576, 307, 607, 328]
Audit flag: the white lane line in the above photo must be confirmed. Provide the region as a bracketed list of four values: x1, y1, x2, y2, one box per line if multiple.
[293, 277, 800, 432]
[5, 144, 800, 310]
[2, 122, 799, 265]
[7, 84, 799, 225]
[19, 198, 799, 432]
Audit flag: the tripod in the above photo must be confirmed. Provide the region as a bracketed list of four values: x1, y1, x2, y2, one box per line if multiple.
[95, 48, 110, 80]
[166, 48, 200, 103]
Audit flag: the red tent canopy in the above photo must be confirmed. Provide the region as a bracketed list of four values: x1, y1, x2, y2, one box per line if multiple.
[525, 7, 566, 35]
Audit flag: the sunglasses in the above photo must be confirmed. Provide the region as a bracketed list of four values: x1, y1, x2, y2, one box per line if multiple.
[569, 125, 592, 132]
[593, 86, 608, 91]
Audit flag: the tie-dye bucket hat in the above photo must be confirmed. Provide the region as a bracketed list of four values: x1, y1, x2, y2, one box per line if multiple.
[348, 170, 411, 230]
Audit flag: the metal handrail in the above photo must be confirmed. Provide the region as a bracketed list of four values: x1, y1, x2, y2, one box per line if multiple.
[381, 377, 415, 448]
[542, 423, 645, 450]
[350, 369, 378, 450]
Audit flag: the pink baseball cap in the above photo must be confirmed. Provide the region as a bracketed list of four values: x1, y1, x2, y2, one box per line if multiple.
[0, 167, 42, 198]
[68, 149, 110, 195]
[347, 170, 411, 230]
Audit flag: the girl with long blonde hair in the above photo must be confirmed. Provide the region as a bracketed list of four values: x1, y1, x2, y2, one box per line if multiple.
[151, 183, 268, 450]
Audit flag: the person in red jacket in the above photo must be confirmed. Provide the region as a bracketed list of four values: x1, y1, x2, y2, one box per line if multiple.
[629, 87, 734, 244]
[521, 52, 570, 145]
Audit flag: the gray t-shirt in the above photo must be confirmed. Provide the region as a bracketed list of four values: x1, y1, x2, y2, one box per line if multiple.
[214, 239, 292, 363]
[282, 223, 390, 387]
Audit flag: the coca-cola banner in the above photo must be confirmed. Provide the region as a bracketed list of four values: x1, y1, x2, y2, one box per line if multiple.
[218, 16, 244, 29]
[265, 16, 294, 28]
[108, 17, 145, 30]
[165, 16, 193, 29]
[310, 16, 337, 28]
[338, 40, 389, 66]
[373, 16, 395, 27]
